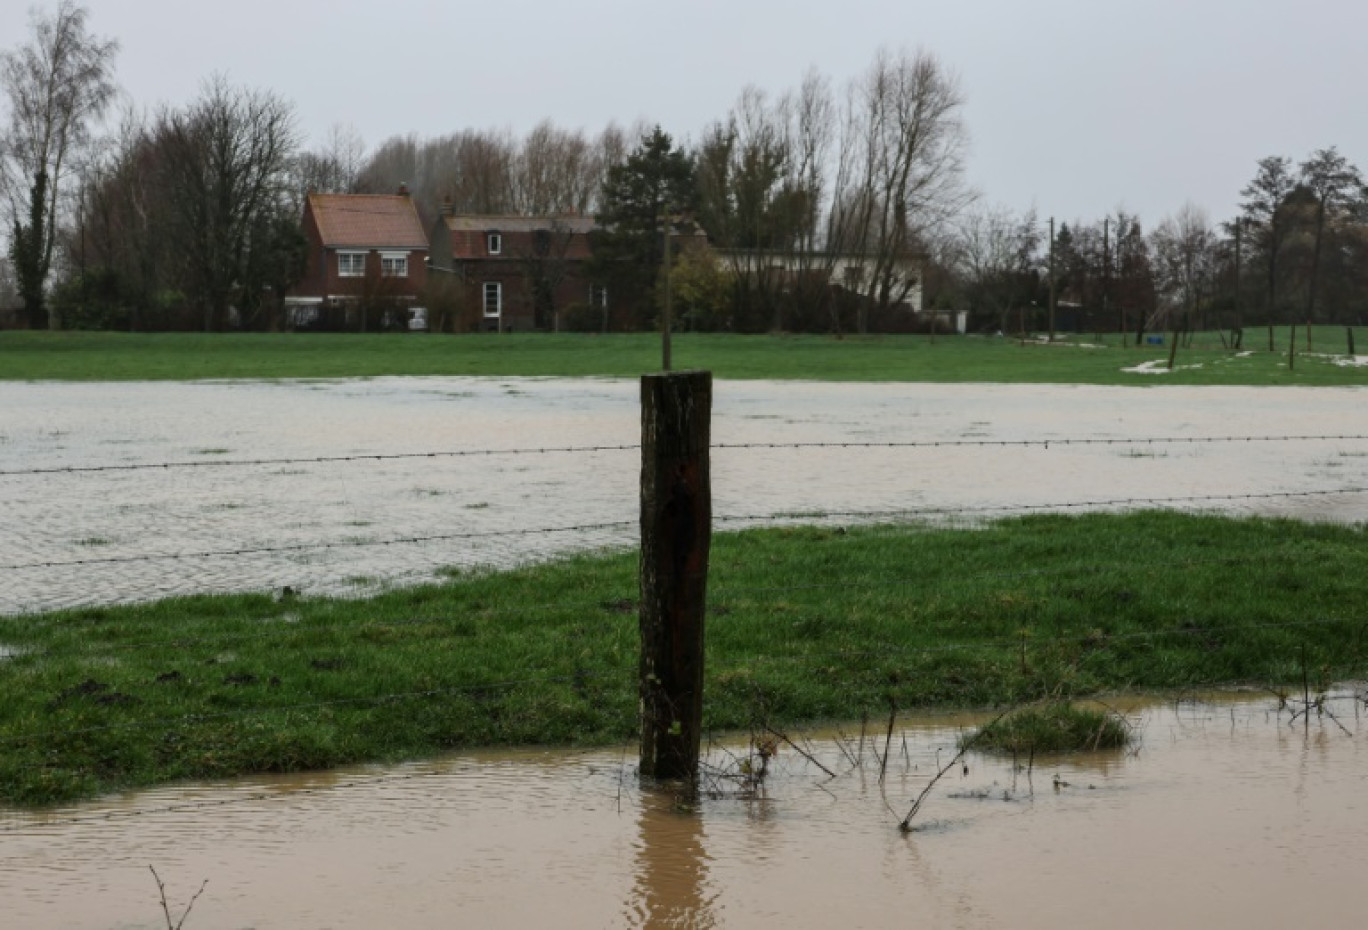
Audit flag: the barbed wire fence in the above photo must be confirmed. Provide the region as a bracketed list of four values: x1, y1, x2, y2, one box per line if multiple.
[2, 416, 1367, 828]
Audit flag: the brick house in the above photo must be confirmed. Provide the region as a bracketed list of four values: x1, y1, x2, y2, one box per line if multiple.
[287, 190, 429, 330]
[429, 212, 608, 332]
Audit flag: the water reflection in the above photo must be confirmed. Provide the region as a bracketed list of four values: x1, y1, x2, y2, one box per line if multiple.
[629, 787, 717, 928]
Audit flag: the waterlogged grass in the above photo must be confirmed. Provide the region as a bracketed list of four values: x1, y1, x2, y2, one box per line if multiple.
[1, 511, 1366, 805]
[967, 703, 1131, 754]
[2, 329, 1367, 385]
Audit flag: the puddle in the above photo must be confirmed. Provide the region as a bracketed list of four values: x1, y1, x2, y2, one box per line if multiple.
[1, 378, 1366, 614]
[1, 692, 1364, 928]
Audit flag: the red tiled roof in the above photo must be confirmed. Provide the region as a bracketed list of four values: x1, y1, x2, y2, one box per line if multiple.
[308, 194, 428, 250]
[439, 214, 598, 235]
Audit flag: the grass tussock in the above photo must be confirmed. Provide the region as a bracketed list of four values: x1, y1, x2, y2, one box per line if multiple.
[967, 703, 1131, 754]
[1, 511, 1366, 805]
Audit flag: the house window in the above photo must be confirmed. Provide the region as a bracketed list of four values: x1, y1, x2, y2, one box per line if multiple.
[338, 252, 366, 277]
[380, 252, 408, 277]
[483, 282, 502, 317]
[590, 284, 608, 308]
[487, 232, 502, 255]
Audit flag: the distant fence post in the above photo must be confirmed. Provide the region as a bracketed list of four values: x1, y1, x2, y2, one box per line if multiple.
[639, 370, 712, 783]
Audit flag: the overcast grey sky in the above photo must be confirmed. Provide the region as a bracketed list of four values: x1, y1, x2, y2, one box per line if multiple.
[7, 0, 1365, 227]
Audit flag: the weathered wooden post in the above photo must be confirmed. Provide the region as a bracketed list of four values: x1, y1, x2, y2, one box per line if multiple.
[639, 370, 712, 783]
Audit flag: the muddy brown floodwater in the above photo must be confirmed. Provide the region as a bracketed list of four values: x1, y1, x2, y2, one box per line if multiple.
[2, 378, 1367, 614]
[1, 692, 1365, 929]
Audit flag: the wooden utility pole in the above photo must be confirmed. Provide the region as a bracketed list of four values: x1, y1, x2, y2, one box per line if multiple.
[662, 219, 673, 371]
[1048, 217, 1057, 342]
[1101, 217, 1110, 341]
[638, 371, 712, 783]
[1234, 220, 1243, 349]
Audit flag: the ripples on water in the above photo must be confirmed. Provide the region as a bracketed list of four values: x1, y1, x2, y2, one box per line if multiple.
[2, 693, 1365, 928]
[3, 378, 1367, 614]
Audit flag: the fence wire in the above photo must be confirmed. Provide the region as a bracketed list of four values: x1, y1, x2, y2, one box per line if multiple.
[3, 427, 1367, 823]
[3, 432, 1366, 478]
[6, 484, 1366, 574]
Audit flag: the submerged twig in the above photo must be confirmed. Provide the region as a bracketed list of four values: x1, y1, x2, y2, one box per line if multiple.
[763, 724, 836, 779]
[899, 710, 1009, 832]
[149, 865, 208, 930]
[879, 700, 897, 787]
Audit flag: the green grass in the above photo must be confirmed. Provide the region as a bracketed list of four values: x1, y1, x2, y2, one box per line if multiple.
[1, 510, 1365, 806]
[2, 329, 1367, 385]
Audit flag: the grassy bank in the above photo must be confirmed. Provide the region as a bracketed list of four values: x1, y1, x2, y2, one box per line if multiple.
[2, 510, 1366, 806]
[2, 329, 1366, 385]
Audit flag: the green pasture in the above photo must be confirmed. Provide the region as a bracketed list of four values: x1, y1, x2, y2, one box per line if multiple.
[2, 329, 1366, 385]
[1, 511, 1364, 806]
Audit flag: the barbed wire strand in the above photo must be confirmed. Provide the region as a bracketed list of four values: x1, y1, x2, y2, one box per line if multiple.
[7, 484, 1366, 574]
[0, 520, 637, 571]
[0, 444, 642, 477]
[3, 433, 1366, 478]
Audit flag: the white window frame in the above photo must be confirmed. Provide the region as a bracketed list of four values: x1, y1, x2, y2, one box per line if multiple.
[590, 283, 608, 308]
[380, 252, 409, 278]
[487, 232, 502, 255]
[338, 251, 366, 277]
[483, 281, 502, 318]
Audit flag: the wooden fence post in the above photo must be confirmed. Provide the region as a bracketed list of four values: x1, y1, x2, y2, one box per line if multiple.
[639, 370, 712, 783]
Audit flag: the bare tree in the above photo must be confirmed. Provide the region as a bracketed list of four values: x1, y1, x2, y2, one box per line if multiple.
[512, 120, 596, 214]
[1299, 147, 1363, 343]
[0, 0, 117, 328]
[71, 105, 168, 329]
[831, 48, 972, 333]
[156, 75, 299, 331]
[294, 122, 366, 202]
[1150, 202, 1216, 333]
[1240, 155, 1298, 351]
[953, 205, 1041, 333]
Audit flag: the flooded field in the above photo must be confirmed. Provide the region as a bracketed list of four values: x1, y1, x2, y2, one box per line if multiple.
[2, 378, 1367, 614]
[1, 691, 1364, 928]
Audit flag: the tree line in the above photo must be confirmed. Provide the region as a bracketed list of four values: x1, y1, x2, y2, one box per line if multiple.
[3, 1, 1365, 341]
[947, 147, 1368, 349]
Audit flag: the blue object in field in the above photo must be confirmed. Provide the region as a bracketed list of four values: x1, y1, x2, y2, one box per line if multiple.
[1146, 336, 1163, 346]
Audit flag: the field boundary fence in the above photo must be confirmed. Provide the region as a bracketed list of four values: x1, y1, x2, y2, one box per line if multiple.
[2, 372, 1367, 818]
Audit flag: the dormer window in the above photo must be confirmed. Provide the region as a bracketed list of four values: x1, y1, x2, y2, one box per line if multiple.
[487, 232, 502, 255]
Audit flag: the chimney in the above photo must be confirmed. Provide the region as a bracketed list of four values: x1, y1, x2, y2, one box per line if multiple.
[441, 194, 454, 217]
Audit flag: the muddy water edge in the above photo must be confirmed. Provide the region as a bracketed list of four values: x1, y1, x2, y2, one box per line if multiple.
[1, 692, 1365, 928]
[3, 379, 1368, 927]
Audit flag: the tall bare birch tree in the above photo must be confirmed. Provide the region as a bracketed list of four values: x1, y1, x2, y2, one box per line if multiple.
[1, 0, 117, 328]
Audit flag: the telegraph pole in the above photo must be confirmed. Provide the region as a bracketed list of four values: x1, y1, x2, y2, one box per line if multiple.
[1048, 217, 1057, 342]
